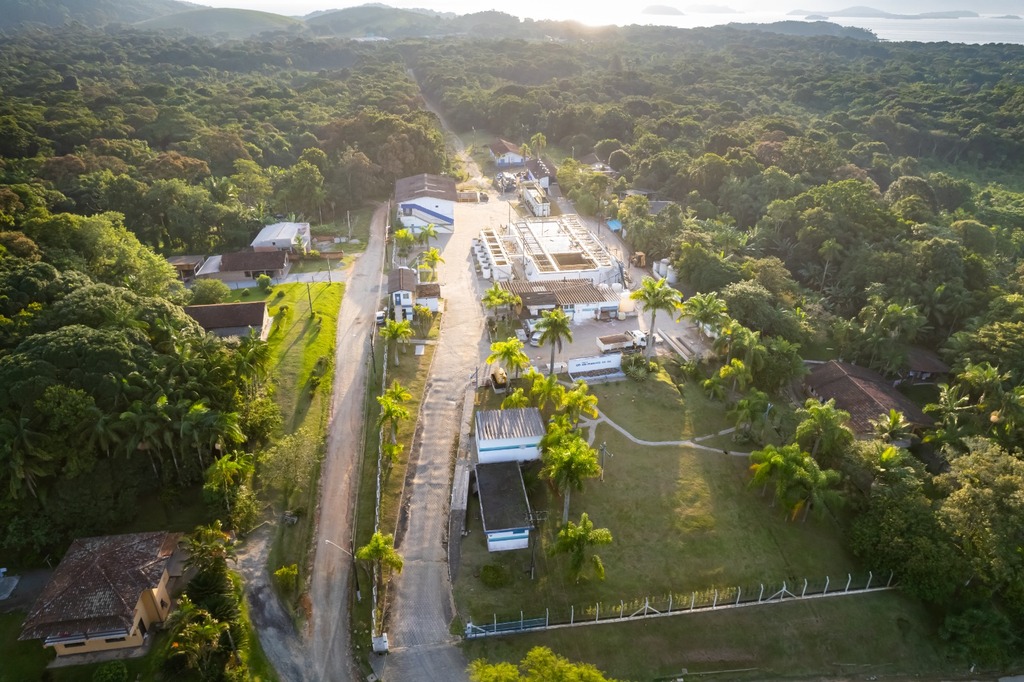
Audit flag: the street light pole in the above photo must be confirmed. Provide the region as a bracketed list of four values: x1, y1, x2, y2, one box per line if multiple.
[324, 539, 361, 602]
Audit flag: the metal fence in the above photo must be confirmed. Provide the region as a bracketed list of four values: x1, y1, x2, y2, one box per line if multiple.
[464, 571, 894, 638]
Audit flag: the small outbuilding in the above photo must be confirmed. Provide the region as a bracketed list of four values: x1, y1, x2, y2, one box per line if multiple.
[475, 461, 533, 552]
[20, 532, 182, 657]
[474, 407, 545, 464]
[251, 222, 311, 254]
[166, 255, 205, 282]
[416, 282, 441, 313]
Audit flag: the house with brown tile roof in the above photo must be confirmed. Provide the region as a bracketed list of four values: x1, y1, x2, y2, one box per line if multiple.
[488, 139, 524, 167]
[415, 282, 441, 313]
[805, 360, 931, 436]
[20, 532, 182, 657]
[195, 250, 290, 284]
[904, 346, 950, 383]
[184, 301, 271, 340]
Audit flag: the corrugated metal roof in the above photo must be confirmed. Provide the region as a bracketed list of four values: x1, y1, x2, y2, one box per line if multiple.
[475, 408, 545, 442]
[499, 280, 617, 307]
[394, 173, 457, 203]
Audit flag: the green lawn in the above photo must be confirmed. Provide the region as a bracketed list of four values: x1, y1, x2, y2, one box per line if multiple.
[455, 369, 948, 679]
[588, 369, 732, 442]
[461, 590, 947, 681]
[310, 207, 374, 252]
[0, 612, 52, 682]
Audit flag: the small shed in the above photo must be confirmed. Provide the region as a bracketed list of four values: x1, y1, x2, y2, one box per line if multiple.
[488, 139, 525, 168]
[166, 255, 205, 281]
[416, 282, 441, 313]
[475, 461, 532, 552]
[475, 408, 545, 464]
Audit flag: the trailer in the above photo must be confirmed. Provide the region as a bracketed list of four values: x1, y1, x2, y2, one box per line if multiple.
[596, 330, 647, 354]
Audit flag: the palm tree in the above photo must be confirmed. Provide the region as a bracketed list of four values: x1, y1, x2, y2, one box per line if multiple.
[729, 389, 771, 441]
[235, 332, 272, 398]
[630, 277, 681, 359]
[541, 435, 602, 524]
[718, 357, 752, 393]
[702, 376, 726, 401]
[501, 388, 530, 409]
[870, 409, 914, 446]
[487, 337, 531, 379]
[481, 283, 509, 321]
[421, 246, 444, 282]
[749, 444, 804, 507]
[356, 531, 404, 632]
[924, 382, 972, 451]
[0, 414, 52, 499]
[794, 398, 854, 468]
[550, 512, 613, 583]
[529, 132, 547, 159]
[384, 379, 411, 405]
[380, 318, 413, 367]
[204, 452, 250, 516]
[393, 228, 416, 263]
[817, 238, 843, 291]
[530, 373, 565, 416]
[560, 380, 599, 427]
[680, 292, 728, 341]
[184, 520, 236, 577]
[376, 395, 409, 447]
[535, 308, 573, 377]
[416, 223, 438, 247]
[788, 456, 844, 522]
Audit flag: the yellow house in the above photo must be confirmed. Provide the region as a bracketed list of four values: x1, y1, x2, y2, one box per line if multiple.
[20, 531, 182, 656]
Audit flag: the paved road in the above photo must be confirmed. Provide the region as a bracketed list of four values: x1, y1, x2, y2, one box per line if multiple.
[308, 202, 389, 681]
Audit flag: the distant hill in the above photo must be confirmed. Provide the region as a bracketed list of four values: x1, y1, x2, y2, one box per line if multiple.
[135, 8, 303, 39]
[789, 6, 979, 18]
[305, 4, 451, 38]
[721, 19, 878, 39]
[0, 0, 197, 29]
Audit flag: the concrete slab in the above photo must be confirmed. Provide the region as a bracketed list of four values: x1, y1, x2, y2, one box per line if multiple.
[0, 575, 20, 600]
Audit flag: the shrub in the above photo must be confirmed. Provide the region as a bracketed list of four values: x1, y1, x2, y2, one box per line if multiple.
[190, 278, 230, 305]
[274, 564, 299, 593]
[622, 353, 654, 382]
[92, 661, 128, 682]
[257, 273, 272, 292]
[240, 288, 251, 298]
[480, 564, 510, 588]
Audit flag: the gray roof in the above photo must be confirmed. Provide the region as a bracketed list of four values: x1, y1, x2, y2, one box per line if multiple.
[475, 408, 545, 442]
[806, 360, 930, 435]
[220, 250, 287, 272]
[499, 280, 617, 307]
[394, 174, 457, 203]
[476, 461, 531, 532]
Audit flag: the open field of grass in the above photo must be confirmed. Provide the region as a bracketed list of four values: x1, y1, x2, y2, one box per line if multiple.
[589, 368, 732, 442]
[310, 206, 374, 252]
[455, 367, 948, 679]
[461, 590, 948, 681]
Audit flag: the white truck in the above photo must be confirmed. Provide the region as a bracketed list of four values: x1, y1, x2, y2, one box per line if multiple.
[596, 330, 647, 354]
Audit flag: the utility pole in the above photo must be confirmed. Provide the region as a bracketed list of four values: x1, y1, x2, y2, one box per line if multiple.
[305, 281, 313, 315]
[599, 441, 613, 482]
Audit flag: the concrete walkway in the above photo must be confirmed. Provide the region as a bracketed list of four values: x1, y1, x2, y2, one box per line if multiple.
[580, 411, 748, 457]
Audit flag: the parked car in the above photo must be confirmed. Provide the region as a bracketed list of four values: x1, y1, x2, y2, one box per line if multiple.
[375, 310, 387, 326]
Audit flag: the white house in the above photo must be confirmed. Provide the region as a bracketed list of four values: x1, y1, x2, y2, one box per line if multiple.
[475, 461, 533, 552]
[394, 174, 456, 231]
[474, 408, 545, 464]
[388, 267, 418, 321]
[415, 282, 441, 313]
[251, 222, 310, 253]
[525, 158, 555, 189]
[489, 139, 525, 168]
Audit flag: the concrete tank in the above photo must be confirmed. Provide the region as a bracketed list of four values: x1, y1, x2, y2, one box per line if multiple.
[659, 258, 671, 277]
[666, 264, 679, 285]
[611, 282, 623, 294]
[618, 291, 636, 313]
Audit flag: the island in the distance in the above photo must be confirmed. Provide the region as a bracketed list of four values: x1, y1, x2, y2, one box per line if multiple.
[642, 5, 685, 14]
[789, 6, 979, 18]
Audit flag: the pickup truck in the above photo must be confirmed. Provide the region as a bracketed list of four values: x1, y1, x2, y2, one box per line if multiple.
[596, 330, 647, 354]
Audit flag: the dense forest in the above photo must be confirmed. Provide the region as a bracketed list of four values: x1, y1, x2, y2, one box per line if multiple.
[0, 28, 448, 565]
[406, 29, 1024, 662]
[2, 14, 1024, 670]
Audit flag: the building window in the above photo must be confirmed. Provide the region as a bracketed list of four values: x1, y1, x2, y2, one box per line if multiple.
[402, 206, 413, 216]
[160, 599, 168, 610]
[63, 642, 86, 648]
[105, 637, 126, 643]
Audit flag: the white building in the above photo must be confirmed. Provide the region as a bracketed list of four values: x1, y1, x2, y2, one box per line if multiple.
[477, 214, 620, 286]
[521, 182, 550, 217]
[499, 280, 621, 323]
[488, 139, 525, 168]
[474, 408, 545, 464]
[388, 267, 418, 321]
[395, 174, 456, 232]
[251, 222, 310, 253]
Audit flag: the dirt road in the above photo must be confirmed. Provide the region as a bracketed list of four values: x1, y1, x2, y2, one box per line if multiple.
[307, 202, 389, 681]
